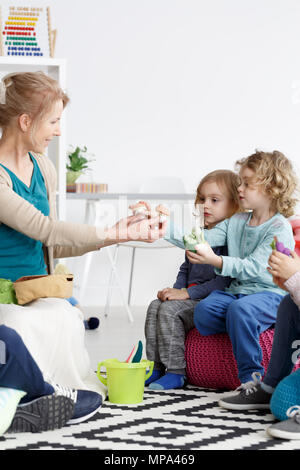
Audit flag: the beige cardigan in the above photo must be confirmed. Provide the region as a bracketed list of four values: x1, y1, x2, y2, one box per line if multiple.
[0, 153, 105, 274]
[285, 270, 300, 310]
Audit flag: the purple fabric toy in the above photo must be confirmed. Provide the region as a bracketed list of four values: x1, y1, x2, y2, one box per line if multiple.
[270, 238, 291, 256]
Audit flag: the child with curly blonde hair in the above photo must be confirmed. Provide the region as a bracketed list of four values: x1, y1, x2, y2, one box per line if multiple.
[166, 150, 298, 403]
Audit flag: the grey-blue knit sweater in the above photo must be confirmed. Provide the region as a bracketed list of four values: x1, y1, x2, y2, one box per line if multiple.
[173, 246, 232, 300]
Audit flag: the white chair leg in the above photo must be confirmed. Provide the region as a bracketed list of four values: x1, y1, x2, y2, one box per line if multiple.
[128, 247, 136, 306]
[104, 245, 119, 318]
[106, 246, 134, 323]
[78, 199, 134, 322]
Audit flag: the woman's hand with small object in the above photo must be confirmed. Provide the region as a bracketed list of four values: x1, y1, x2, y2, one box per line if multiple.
[104, 215, 167, 243]
[267, 250, 300, 282]
[129, 200, 152, 213]
[157, 288, 190, 301]
[186, 243, 223, 269]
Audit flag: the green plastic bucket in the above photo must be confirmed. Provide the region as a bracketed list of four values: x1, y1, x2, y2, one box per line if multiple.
[97, 358, 154, 404]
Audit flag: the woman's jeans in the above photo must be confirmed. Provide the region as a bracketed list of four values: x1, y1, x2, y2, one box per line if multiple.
[0, 325, 54, 403]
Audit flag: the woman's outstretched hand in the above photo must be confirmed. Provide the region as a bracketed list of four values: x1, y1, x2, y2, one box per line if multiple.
[102, 214, 167, 244]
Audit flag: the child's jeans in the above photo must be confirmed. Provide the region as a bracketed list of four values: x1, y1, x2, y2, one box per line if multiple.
[0, 325, 54, 403]
[193, 290, 283, 383]
[145, 298, 198, 374]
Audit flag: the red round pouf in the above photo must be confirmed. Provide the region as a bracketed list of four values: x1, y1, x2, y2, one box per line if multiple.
[185, 328, 275, 390]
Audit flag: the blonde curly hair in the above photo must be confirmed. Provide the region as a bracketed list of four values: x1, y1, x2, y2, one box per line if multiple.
[235, 150, 299, 218]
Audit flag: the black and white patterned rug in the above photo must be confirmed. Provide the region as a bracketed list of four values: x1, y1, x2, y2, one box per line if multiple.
[0, 386, 299, 451]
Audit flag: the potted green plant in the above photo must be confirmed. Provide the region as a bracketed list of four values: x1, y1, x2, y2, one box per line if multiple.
[66, 145, 94, 184]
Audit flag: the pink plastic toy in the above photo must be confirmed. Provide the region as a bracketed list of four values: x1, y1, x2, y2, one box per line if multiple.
[290, 219, 300, 256]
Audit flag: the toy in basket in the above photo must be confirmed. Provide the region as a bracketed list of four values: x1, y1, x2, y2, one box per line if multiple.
[125, 340, 143, 363]
[97, 341, 153, 404]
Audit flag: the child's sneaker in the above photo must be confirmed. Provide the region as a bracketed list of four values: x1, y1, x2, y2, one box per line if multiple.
[49, 383, 103, 424]
[218, 372, 272, 410]
[267, 406, 300, 440]
[0, 388, 26, 436]
[8, 394, 74, 433]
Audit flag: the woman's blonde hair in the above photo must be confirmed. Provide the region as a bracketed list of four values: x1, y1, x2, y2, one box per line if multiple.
[0, 71, 69, 139]
[195, 169, 241, 218]
[235, 150, 299, 218]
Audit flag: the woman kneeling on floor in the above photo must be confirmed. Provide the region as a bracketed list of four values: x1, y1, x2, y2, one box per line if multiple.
[0, 72, 166, 434]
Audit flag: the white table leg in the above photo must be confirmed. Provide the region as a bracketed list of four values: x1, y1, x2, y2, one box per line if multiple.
[105, 246, 134, 323]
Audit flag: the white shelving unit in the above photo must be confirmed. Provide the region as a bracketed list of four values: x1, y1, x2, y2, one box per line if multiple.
[0, 56, 67, 220]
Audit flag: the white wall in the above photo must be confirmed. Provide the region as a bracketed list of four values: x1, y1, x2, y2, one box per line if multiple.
[2, 0, 300, 306]
[60, 0, 300, 192]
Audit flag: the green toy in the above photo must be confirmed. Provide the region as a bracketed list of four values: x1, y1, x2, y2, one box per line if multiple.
[183, 204, 206, 252]
[183, 227, 205, 252]
[0, 279, 18, 304]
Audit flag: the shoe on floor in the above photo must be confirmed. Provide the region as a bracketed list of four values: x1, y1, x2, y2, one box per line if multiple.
[50, 383, 103, 424]
[218, 372, 272, 410]
[8, 394, 74, 433]
[84, 317, 100, 330]
[267, 406, 300, 440]
[0, 388, 26, 436]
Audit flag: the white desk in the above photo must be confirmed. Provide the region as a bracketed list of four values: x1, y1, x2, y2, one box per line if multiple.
[66, 192, 195, 201]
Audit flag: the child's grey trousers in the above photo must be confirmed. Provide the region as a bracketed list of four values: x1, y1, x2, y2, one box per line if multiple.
[144, 298, 199, 374]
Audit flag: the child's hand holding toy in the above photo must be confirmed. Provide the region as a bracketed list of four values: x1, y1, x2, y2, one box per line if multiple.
[268, 249, 300, 282]
[183, 219, 222, 268]
[186, 243, 223, 269]
[267, 236, 300, 289]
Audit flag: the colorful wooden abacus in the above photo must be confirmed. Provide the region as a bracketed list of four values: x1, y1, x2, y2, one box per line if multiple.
[0, 5, 53, 57]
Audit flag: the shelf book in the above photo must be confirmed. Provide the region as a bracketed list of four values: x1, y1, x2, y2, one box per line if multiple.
[67, 183, 108, 194]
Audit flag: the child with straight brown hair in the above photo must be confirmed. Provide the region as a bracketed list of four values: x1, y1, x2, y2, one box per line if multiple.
[144, 169, 240, 390]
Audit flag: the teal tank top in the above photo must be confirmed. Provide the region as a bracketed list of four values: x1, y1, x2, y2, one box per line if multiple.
[0, 154, 50, 282]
